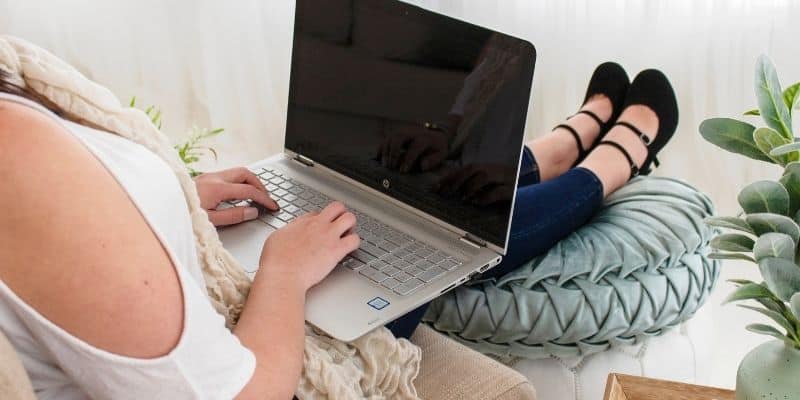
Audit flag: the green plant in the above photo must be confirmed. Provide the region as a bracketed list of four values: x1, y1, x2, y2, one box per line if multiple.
[700, 55, 800, 348]
[129, 97, 224, 177]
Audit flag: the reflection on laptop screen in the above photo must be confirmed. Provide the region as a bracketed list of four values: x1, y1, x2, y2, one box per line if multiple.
[286, 0, 536, 249]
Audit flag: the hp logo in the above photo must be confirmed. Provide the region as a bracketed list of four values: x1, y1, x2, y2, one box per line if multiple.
[382, 179, 391, 189]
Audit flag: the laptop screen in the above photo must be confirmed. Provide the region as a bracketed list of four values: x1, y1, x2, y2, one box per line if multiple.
[286, 0, 536, 251]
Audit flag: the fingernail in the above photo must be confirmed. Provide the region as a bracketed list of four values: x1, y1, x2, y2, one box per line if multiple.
[244, 207, 259, 221]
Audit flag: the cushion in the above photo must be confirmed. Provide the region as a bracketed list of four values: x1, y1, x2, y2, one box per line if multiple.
[423, 177, 719, 360]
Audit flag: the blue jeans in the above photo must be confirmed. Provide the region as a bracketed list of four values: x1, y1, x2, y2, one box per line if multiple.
[386, 147, 605, 338]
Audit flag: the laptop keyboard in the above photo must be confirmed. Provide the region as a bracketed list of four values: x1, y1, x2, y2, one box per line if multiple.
[239, 167, 464, 296]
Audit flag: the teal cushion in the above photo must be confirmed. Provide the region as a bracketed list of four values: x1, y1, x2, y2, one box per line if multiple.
[423, 177, 720, 359]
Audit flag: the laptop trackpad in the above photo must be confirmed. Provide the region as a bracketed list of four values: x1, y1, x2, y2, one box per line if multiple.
[217, 220, 276, 275]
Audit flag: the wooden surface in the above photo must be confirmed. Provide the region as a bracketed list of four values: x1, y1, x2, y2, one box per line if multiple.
[604, 374, 735, 400]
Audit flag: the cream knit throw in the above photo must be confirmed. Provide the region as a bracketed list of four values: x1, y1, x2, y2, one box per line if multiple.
[0, 35, 421, 399]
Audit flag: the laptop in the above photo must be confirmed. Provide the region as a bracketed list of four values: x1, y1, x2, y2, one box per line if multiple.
[218, 0, 536, 341]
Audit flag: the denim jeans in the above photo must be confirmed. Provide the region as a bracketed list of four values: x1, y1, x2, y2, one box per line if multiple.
[386, 146, 605, 338]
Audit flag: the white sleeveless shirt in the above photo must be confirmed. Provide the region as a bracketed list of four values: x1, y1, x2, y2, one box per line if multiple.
[0, 93, 256, 399]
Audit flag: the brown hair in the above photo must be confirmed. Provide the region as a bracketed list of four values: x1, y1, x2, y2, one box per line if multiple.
[1, 67, 81, 122]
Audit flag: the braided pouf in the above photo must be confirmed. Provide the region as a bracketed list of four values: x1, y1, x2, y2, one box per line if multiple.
[423, 176, 719, 359]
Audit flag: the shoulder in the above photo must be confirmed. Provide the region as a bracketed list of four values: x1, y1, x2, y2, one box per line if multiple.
[0, 99, 185, 358]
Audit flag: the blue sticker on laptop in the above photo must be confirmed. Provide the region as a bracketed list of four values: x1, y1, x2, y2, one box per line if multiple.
[367, 297, 390, 310]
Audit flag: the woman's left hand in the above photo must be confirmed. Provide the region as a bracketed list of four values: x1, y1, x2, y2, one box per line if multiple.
[194, 167, 279, 226]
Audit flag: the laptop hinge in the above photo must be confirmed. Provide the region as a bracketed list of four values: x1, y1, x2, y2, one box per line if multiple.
[293, 154, 314, 167]
[459, 233, 487, 249]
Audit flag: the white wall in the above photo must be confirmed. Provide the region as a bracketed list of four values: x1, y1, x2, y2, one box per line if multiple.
[2, 0, 800, 389]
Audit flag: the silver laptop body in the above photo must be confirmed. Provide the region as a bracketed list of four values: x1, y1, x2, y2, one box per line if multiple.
[219, 0, 536, 342]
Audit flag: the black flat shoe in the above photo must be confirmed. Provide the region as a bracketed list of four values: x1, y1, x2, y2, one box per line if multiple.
[595, 69, 679, 179]
[553, 62, 630, 166]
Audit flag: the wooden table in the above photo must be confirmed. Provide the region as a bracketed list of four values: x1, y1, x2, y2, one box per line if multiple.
[604, 373, 735, 400]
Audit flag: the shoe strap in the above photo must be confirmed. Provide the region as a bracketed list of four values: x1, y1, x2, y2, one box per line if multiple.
[572, 110, 606, 129]
[553, 124, 586, 167]
[596, 141, 640, 180]
[614, 121, 653, 146]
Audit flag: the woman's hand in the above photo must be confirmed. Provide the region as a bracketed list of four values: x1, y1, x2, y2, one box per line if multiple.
[258, 202, 360, 291]
[377, 123, 449, 173]
[194, 167, 279, 226]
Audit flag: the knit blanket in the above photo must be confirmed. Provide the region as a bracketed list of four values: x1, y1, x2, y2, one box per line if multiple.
[0, 35, 420, 399]
[424, 177, 719, 359]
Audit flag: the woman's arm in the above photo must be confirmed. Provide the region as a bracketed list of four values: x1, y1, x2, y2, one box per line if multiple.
[234, 203, 359, 399]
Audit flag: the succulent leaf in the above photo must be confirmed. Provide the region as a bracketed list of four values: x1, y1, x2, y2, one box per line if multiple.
[704, 216, 754, 234]
[770, 141, 800, 157]
[699, 118, 771, 163]
[738, 304, 796, 337]
[755, 127, 796, 164]
[745, 213, 800, 242]
[791, 293, 800, 320]
[710, 233, 755, 252]
[724, 282, 776, 304]
[746, 323, 795, 345]
[755, 55, 794, 139]
[780, 162, 800, 216]
[753, 232, 796, 261]
[738, 182, 791, 215]
[784, 82, 800, 112]
[758, 257, 800, 301]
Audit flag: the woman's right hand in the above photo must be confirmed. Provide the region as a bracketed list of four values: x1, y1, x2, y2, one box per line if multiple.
[257, 202, 360, 291]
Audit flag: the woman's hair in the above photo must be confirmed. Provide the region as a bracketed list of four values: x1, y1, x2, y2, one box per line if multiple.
[0, 67, 67, 117]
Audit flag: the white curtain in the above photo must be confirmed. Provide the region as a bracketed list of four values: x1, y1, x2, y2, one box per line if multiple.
[2, 0, 799, 389]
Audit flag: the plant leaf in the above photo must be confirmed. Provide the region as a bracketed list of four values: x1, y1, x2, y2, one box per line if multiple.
[710, 233, 755, 252]
[755, 127, 796, 165]
[700, 118, 773, 163]
[758, 257, 800, 301]
[729, 279, 757, 285]
[739, 305, 796, 338]
[756, 296, 785, 313]
[753, 232, 796, 261]
[746, 323, 795, 345]
[771, 141, 800, 157]
[709, 252, 756, 262]
[738, 181, 790, 215]
[755, 55, 794, 139]
[784, 82, 800, 111]
[781, 162, 800, 217]
[746, 213, 800, 242]
[791, 293, 800, 320]
[744, 109, 761, 116]
[704, 216, 755, 234]
[725, 282, 776, 303]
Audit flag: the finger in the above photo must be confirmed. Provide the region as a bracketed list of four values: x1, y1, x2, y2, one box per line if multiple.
[225, 184, 279, 210]
[208, 206, 259, 227]
[419, 151, 445, 172]
[332, 212, 357, 236]
[319, 201, 347, 222]
[438, 166, 478, 194]
[387, 135, 411, 170]
[463, 170, 491, 198]
[219, 167, 266, 190]
[399, 140, 429, 173]
[339, 233, 361, 255]
[474, 185, 512, 206]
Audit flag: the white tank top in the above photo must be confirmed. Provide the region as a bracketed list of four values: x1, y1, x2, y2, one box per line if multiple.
[0, 93, 255, 399]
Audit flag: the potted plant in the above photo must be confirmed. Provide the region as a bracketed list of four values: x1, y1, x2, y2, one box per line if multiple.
[700, 55, 800, 399]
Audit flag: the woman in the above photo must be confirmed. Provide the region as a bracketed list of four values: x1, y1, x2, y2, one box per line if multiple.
[0, 61, 677, 398]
